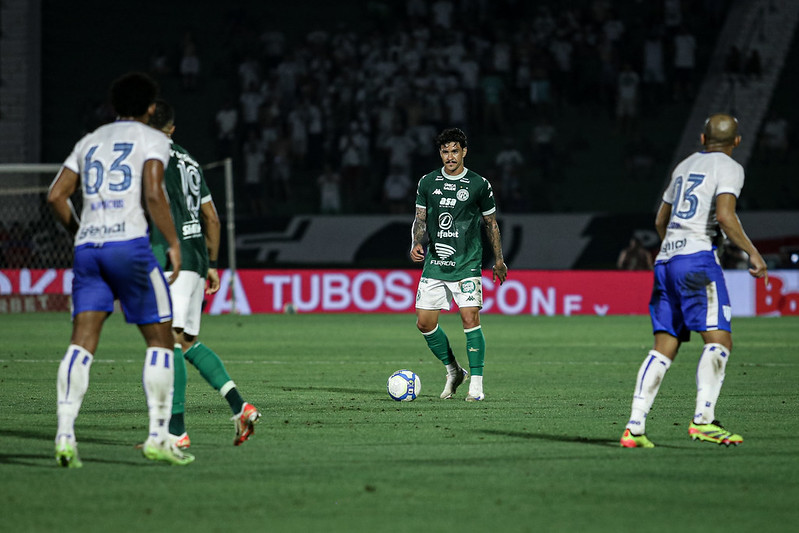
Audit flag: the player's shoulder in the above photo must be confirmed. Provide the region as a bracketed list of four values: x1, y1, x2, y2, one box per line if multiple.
[418, 169, 443, 187]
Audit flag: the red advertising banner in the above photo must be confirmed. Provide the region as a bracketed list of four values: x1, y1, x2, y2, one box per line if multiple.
[2, 268, 797, 316]
[203, 269, 654, 315]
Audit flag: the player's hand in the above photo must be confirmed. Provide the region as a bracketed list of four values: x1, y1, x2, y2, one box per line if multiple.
[167, 247, 181, 284]
[749, 252, 768, 287]
[410, 243, 425, 263]
[493, 261, 508, 285]
[206, 268, 220, 295]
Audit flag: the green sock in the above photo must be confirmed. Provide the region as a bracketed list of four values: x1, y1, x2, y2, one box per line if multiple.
[169, 344, 187, 435]
[465, 326, 485, 376]
[422, 325, 455, 365]
[225, 388, 245, 415]
[184, 342, 232, 391]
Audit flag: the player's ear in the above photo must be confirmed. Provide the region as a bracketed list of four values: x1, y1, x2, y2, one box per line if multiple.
[147, 102, 156, 116]
[734, 135, 741, 147]
[462, 147, 468, 158]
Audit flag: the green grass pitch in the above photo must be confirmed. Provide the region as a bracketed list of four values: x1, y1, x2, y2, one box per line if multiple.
[1, 312, 797, 532]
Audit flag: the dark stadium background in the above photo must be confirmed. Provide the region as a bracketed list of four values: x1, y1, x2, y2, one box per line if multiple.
[29, 0, 799, 268]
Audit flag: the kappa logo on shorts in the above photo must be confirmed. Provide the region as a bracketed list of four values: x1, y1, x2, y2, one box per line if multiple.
[723, 305, 731, 321]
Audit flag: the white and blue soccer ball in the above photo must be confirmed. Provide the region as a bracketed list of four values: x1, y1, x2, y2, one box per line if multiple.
[387, 369, 421, 402]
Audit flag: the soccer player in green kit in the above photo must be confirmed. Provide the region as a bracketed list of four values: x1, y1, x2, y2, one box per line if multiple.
[149, 100, 261, 447]
[410, 128, 508, 401]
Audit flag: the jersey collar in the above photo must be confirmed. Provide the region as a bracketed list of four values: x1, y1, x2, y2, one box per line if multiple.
[440, 166, 468, 180]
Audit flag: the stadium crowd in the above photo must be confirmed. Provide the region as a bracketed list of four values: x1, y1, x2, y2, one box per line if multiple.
[148, 2, 727, 215]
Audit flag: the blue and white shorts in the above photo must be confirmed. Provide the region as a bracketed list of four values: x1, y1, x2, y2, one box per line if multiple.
[649, 250, 731, 340]
[72, 237, 172, 325]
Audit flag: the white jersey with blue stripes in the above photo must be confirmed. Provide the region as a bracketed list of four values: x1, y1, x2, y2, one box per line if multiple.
[61, 120, 170, 247]
[656, 151, 744, 263]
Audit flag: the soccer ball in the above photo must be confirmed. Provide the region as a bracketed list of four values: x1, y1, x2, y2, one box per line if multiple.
[387, 369, 421, 402]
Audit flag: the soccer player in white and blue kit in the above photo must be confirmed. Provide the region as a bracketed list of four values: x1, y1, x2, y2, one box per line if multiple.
[48, 72, 193, 466]
[620, 114, 768, 448]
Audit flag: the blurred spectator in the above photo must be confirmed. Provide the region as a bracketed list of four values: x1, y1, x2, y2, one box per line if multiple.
[495, 139, 524, 200]
[529, 67, 553, 110]
[317, 163, 342, 214]
[481, 69, 507, 134]
[758, 111, 789, 162]
[531, 116, 556, 179]
[339, 122, 369, 204]
[616, 63, 640, 134]
[431, 0, 454, 29]
[179, 37, 201, 91]
[243, 132, 267, 215]
[271, 133, 293, 203]
[149, 45, 171, 76]
[383, 165, 413, 214]
[239, 82, 265, 134]
[617, 237, 653, 270]
[215, 99, 239, 159]
[672, 25, 696, 101]
[238, 54, 262, 90]
[642, 29, 666, 105]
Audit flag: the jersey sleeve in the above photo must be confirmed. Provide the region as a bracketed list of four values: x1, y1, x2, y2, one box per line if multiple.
[661, 175, 678, 205]
[715, 159, 744, 198]
[143, 129, 171, 167]
[478, 177, 497, 216]
[200, 171, 213, 204]
[414, 175, 427, 209]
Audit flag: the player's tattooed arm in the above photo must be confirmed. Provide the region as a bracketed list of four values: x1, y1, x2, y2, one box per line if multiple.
[410, 207, 427, 263]
[483, 212, 508, 284]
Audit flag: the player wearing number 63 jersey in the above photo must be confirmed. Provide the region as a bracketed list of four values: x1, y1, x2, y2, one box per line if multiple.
[48, 72, 193, 467]
[620, 114, 767, 449]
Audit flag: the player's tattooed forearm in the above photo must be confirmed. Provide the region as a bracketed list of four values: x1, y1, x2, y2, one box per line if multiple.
[484, 213, 504, 260]
[412, 207, 427, 244]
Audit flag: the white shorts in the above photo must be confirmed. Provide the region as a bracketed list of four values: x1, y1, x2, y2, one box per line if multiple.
[415, 277, 483, 311]
[166, 270, 205, 336]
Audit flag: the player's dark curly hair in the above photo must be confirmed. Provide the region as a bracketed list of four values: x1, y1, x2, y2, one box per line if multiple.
[436, 128, 468, 149]
[149, 98, 175, 131]
[109, 72, 159, 117]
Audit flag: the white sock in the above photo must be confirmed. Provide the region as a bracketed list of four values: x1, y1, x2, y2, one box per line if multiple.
[56, 344, 94, 443]
[142, 347, 174, 443]
[626, 350, 672, 435]
[694, 343, 729, 424]
[468, 375, 483, 396]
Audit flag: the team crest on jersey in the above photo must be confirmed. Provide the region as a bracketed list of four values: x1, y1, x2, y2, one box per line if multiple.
[460, 280, 477, 293]
[457, 189, 469, 201]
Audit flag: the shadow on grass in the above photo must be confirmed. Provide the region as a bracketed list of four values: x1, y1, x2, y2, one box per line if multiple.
[478, 428, 623, 448]
[281, 385, 385, 396]
[478, 429, 693, 449]
[0, 453, 152, 467]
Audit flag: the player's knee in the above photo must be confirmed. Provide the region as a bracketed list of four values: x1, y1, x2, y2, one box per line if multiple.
[416, 319, 436, 333]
